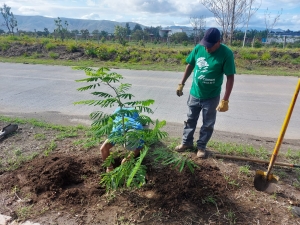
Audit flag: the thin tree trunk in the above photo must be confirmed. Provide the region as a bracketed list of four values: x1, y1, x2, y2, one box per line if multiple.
[230, 0, 236, 45]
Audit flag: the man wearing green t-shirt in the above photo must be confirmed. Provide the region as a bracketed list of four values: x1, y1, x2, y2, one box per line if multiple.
[175, 27, 235, 158]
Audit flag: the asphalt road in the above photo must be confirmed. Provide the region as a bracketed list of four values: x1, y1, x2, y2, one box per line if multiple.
[0, 62, 299, 139]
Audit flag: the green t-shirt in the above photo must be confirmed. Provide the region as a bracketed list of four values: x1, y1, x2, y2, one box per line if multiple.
[186, 44, 236, 99]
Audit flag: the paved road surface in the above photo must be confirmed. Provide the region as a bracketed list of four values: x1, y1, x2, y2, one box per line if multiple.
[0, 62, 299, 139]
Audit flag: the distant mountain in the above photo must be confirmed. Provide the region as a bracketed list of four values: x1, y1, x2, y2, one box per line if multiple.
[3, 15, 145, 33]
[163, 25, 286, 33]
[1, 15, 290, 34]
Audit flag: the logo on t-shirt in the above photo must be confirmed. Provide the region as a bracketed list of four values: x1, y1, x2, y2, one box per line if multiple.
[197, 65, 216, 86]
[196, 57, 208, 73]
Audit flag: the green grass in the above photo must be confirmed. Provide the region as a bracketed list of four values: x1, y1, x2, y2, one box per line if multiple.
[5, 150, 38, 171]
[34, 133, 46, 140]
[0, 115, 87, 132]
[44, 140, 57, 156]
[239, 165, 251, 175]
[207, 140, 269, 159]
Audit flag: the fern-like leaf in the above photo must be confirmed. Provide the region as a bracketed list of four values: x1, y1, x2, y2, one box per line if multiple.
[91, 92, 113, 98]
[126, 147, 148, 187]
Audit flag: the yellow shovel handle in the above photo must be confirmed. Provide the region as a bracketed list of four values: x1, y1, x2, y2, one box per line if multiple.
[266, 79, 300, 176]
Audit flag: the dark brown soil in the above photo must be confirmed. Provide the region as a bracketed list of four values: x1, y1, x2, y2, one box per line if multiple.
[1, 121, 300, 224]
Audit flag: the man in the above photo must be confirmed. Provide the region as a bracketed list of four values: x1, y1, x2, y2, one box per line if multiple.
[175, 27, 235, 158]
[100, 107, 144, 172]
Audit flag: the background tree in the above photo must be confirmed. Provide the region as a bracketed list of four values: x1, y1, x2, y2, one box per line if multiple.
[43, 28, 50, 37]
[92, 29, 99, 35]
[144, 26, 161, 40]
[132, 24, 143, 33]
[171, 32, 189, 43]
[0, 4, 18, 35]
[80, 29, 90, 40]
[100, 30, 108, 38]
[114, 25, 127, 45]
[71, 29, 80, 34]
[131, 29, 144, 41]
[54, 17, 69, 41]
[200, 0, 258, 44]
[264, 8, 282, 43]
[190, 16, 206, 45]
[125, 22, 131, 36]
[242, 0, 261, 47]
[92, 29, 100, 39]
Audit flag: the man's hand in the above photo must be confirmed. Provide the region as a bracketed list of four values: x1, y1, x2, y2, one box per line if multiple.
[176, 84, 184, 96]
[216, 100, 229, 112]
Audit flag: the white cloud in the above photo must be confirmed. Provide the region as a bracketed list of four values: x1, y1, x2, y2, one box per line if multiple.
[0, 0, 298, 30]
[18, 6, 39, 15]
[81, 12, 100, 20]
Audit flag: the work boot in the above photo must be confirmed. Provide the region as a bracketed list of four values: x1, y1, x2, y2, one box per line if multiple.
[175, 144, 194, 152]
[197, 149, 207, 158]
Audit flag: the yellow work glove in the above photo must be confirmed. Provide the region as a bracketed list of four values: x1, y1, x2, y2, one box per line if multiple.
[216, 100, 229, 112]
[176, 84, 184, 97]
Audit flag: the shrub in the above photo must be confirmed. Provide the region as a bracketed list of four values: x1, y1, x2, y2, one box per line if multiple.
[129, 50, 142, 62]
[182, 41, 188, 46]
[96, 46, 109, 60]
[30, 52, 42, 59]
[261, 52, 271, 60]
[21, 35, 30, 41]
[253, 40, 262, 48]
[42, 39, 50, 45]
[7, 35, 19, 41]
[0, 42, 10, 51]
[23, 52, 30, 57]
[231, 40, 242, 47]
[281, 54, 292, 61]
[181, 58, 187, 65]
[45, 42, 56, 51]
[174, 53, 185, 61]
[49, 52, 59, 59]
[291, 57, 300, 65]
[66, 44, 78, 53]
[240, 51, 258, 60]
[84, 45, 97, 57]
[139, 40, 145, 47]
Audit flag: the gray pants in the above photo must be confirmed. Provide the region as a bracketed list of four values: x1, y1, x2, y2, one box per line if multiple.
[182, 94, 220, 150]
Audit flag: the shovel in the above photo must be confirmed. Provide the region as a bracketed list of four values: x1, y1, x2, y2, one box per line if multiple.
[254, 79, 300, 192]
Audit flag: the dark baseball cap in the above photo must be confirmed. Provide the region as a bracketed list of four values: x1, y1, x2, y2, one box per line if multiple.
[200, 28, 221, 48]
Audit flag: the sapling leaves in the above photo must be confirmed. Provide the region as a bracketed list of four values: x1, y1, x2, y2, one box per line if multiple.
[150, 147, 198, 173]
[74, 66, 170, 192]
[76, 83, 101, 91]
[91, 91, 113, 98]
[126, 147, 148, 187]
[117, 83, 132, 93]
[116, 93, 134, 100]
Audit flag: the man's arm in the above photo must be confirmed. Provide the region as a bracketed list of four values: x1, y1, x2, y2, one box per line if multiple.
[176, 64, 194, 97]
[181, 64, 194, 85]
[222, 75, 234, 101]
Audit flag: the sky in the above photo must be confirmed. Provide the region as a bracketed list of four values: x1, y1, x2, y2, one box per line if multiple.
[0, 0, 299, 31]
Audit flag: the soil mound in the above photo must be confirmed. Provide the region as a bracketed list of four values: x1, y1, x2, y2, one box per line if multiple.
[0, 152, 238, 224]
